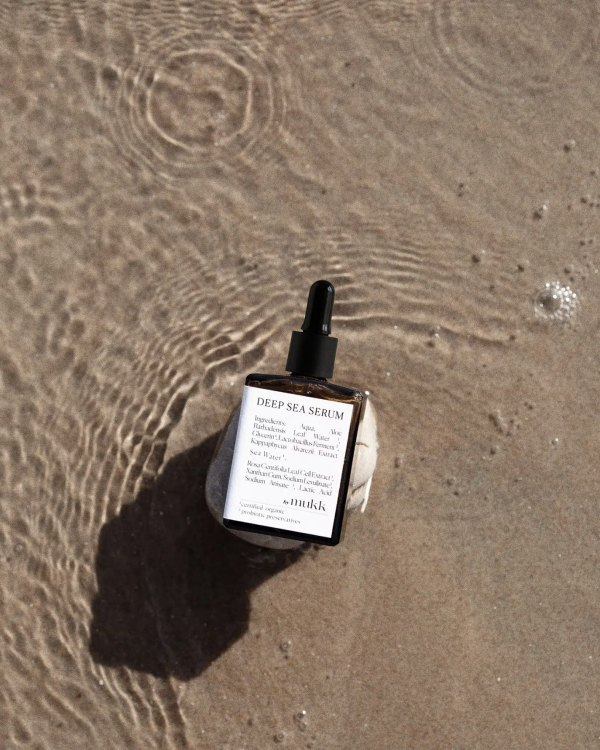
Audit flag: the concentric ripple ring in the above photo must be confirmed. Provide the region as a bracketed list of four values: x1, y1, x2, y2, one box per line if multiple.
[114, 31, 285, 179]
[430, 0, 597, 98]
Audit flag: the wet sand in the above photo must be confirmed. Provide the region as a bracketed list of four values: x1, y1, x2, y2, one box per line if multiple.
[1, 1, 599, 748]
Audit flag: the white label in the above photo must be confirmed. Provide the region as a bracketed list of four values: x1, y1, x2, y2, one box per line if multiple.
[224, 385, 354, 539]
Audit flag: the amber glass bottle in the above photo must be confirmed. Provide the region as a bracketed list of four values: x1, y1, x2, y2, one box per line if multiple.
[223, 280, 364, 546]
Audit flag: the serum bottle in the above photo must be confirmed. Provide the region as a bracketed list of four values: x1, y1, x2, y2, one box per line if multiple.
[223, 280, 364, 546]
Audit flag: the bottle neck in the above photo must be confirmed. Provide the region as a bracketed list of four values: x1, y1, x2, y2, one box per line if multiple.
[290, 372, 328, 382]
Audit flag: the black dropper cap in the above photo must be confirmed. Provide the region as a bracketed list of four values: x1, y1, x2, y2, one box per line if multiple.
[285, 280, 338, 379]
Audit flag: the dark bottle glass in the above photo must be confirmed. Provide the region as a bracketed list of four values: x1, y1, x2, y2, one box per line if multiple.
[223, 280, 364, 546]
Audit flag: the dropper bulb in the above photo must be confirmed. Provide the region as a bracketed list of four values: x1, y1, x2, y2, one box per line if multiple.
[285, 280, 338, 379]
[301, 280, 335, 335]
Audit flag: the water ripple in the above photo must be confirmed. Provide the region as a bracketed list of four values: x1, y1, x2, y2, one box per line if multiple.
[430, 0, 597, 99]
[113, 30, 286, 181]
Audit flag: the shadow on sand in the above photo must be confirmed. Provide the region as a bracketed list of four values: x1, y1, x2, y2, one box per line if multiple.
[89, 432, 306, 679]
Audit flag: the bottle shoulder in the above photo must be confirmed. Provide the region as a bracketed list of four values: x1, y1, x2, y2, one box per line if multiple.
[244, 372, 363, 403]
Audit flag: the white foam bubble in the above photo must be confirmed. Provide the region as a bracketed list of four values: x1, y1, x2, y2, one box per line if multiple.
[534, 282, 579, 322]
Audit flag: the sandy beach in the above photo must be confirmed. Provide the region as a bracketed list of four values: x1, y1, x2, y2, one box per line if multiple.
[1, 1, 599, 747]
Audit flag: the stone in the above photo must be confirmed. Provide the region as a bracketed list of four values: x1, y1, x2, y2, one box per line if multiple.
[205, 397, 379, 549]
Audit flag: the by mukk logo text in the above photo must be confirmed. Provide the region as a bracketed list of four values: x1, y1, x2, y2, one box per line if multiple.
[283, 497, 327, 512]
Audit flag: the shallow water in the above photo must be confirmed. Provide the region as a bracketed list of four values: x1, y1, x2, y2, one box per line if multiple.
[1, 1, 600, 748]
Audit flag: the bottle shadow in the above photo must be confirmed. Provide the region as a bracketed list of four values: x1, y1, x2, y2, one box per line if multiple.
[89, 431, 307, 680]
